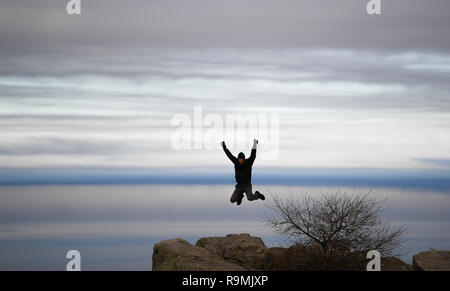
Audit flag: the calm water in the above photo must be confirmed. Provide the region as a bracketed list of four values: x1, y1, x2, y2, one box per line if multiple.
[0, 184, 449, 270]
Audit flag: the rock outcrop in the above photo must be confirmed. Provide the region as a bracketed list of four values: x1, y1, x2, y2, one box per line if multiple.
[263, 247, 290, 271]
[263, 245, 323, 271]
[152, 234, 438, 271]
[263, 245, 411, 271]
[152, 238, 246, 271]
[196, 233, 268, 270]
[412, 250, 450, 271]
[380, 257, 412, 271]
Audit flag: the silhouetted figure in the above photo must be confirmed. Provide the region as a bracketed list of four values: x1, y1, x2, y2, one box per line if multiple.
[221, 139, 265, 205]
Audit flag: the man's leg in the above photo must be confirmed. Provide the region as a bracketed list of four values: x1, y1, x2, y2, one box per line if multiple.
[230, 185, 244, 204]
[230, 188, 239, 203]
[243, 184, 260, 201]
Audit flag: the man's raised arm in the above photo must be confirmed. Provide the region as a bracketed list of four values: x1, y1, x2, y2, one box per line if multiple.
[221, 141, 237, 164]
[249, 139, 258, 164]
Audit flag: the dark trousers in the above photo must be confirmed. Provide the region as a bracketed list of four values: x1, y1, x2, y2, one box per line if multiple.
[230, 183, 259, 203]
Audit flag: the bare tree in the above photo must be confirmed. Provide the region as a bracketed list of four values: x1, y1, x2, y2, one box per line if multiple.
[264, 190, 407, 270]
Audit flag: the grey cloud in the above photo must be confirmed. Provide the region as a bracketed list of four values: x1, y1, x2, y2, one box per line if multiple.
[417, 158, 450, 169]
[1, 47, 450, 169]
[0, 185, 263, 223]
[0, 1, 450, 51]
[1, 49, 450, 110]
[1, 2, 450, 170]
[0, 185, 449, 225]
[0, 137, 127, 156]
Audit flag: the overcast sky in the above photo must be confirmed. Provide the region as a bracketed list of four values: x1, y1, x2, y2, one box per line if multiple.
[2, 2, 450, 271]
[1, 0, 450, 176]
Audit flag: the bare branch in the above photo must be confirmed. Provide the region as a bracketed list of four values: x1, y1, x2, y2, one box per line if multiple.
[264, 190, 408, 270]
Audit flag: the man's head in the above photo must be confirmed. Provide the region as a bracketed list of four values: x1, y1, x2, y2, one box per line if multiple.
[238, 152, 245, 164]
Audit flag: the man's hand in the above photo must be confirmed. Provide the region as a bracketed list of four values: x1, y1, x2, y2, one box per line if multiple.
[221, 141, 226, 150]
[252, 138, 258, 149]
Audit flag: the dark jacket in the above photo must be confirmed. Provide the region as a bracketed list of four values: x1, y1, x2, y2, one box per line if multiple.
[223, 147, 256, 184]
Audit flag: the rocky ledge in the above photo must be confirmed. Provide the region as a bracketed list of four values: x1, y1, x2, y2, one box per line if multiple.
[152, 233, 424, 271]
[412, 250, 450, 271]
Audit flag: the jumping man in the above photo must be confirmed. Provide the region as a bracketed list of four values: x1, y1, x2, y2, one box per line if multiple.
[221, 139, 265, 205]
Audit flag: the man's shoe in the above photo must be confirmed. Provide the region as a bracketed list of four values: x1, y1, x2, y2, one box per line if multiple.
[255, 191, 265, 200]
[237, 194, 244, 205]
